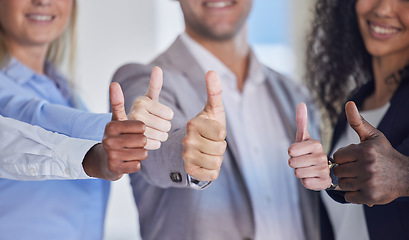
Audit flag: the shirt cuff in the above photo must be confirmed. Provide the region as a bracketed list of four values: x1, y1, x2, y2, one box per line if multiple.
[186, 174, 212, 190]
[54, 138, 99, 179]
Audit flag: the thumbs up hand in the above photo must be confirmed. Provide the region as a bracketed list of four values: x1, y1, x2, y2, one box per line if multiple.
[83, 82, 148, 181]
[128, 67, 174, 150]
[333, 101, 409, 206]
[288, 103, 331, 191]
[182, 71, 227, 181]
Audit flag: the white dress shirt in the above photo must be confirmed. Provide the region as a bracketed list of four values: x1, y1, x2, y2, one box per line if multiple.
[0, 115, 97, 180]
[322, 103, 390, 240]
[181, 33, 305, 240]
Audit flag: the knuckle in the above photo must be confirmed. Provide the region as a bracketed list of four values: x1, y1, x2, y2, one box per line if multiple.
[218, 128, 227, 139]
[216, 142, 227, 155]
[312, 140, 324, 152]
[107, 151, 118, 161]
[107, 160, 118, 172]
[164, 121, 172, 132]
[140, 136, 148, 147]
[185, 165, 197, 177]
[131, 162, 141, 173]
[162, 132, 169, 142]
[137, 96, 149, 105]
[186, 120, 196, 130]
[364, 161, 377, 175]
[288, 158, 294, 168]
[288, 144, 296, 156]
[140, 150, 148, 160]
[362, 144, 378, 156]
[182, 136, 193, 147]
[182, 149, 194, 162]
[105, 121, 116, 133]
[294, 168, 302, 178]
[318, 153, 328, 163]
[210, 171, 220, 181]
[319, 163, 329, 172]
[212, 156, 223, 169]
[132, 111, 145, 121]
[136, 120, 146, 130]
[302, 178, 314, 189]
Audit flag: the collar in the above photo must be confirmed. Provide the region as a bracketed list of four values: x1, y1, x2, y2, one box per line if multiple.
[180, 33, 265, 90]
[2, 58, 37, 85]
[1, 58, 70, 97]
[2, 58, 63, 85]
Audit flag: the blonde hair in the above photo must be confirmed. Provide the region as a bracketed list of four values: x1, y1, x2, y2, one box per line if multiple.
[0, 0, 77, 70]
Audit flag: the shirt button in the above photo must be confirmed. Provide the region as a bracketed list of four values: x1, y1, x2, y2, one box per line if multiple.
[170, 172, 182, 183]
[65, 168, 71, 176]
[29, 167, 36, 175]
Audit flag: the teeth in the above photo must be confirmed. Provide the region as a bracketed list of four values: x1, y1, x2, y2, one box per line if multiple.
[205, 1, 234, 8]
[370, 23, 398, 35]
[27, 15, 53, 21]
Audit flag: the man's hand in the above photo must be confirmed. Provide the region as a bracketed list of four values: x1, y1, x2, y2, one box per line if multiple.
[83, 82, 148, 181]
[182, 71, 227, 181]
[333, 101, 409, 206]
[288, 103, 331, 191]
[128, 66, 174, 150]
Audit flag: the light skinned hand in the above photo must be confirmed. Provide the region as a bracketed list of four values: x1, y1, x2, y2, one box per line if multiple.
[128, 66, 174, 150]
[182, 71, 227, 181]
[82, 82, 148, 181]
[333, 101, 409, 206]
[288, 102, 331, 191]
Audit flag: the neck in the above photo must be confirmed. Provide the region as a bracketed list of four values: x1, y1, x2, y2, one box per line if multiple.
[6, 38, 48, 75]
[363, 54, 408, 111]
[186, 28, 250, 91]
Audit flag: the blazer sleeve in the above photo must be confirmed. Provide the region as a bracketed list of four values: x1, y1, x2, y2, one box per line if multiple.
[112, 63, 192, 189]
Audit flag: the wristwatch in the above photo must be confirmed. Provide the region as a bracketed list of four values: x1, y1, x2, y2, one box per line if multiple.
[326, 156, 339, 190]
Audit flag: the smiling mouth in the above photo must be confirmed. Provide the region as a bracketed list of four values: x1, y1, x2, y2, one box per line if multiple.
[369, 21, 400, 35]
[26, 14, 55, 21]
[203, 1, 236, 8]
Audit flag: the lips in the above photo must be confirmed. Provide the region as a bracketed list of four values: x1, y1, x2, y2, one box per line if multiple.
[368, 20, 400, 36]
[26, 14, 55, 22]
[203, 1, 236, 8]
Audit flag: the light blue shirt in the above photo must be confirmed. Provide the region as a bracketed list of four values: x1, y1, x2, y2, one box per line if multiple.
[0, 59, 112, 240]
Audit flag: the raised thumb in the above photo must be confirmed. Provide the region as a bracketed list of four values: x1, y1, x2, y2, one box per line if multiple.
[345, 101, 379, 142]
[204, 70, 225, 125]
[295, 102, 311, 142]
[110, 82, 128, 121]
[145, 66, 163, 101]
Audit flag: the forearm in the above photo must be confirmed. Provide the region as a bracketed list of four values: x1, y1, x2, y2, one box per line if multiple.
[0, 116, 97, 180]
[0, 83, 111, 141]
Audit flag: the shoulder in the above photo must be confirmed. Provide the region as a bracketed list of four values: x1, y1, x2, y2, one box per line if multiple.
[265, 67, 310, 98]
[264, 66, 313, 113]
[113, 63, 153, 84]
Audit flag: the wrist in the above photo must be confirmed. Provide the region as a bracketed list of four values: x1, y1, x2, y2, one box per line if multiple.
[83, 143, 106, 179]
[326, 156, 339, 191]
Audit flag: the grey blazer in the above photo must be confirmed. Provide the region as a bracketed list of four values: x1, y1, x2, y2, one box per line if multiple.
[113, 36, 321, 240]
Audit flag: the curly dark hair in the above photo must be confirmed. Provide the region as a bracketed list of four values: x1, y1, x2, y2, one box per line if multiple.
[307, 0, 409, 127]
[306, 0, 372, 127]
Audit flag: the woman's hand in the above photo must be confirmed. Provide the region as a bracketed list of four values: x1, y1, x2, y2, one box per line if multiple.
[288, 103, 331, 191]
[127, 67, 174, 150]
[332, 102, 409, 206]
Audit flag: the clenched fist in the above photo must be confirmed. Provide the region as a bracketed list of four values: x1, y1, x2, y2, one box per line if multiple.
[183, 71, 227, 181]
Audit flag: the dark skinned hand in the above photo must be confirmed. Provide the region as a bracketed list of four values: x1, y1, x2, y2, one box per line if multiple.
[333, 101, 409, 206]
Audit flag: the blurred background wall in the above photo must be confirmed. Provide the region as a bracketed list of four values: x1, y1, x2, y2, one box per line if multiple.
[74, 0, 316, 239]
